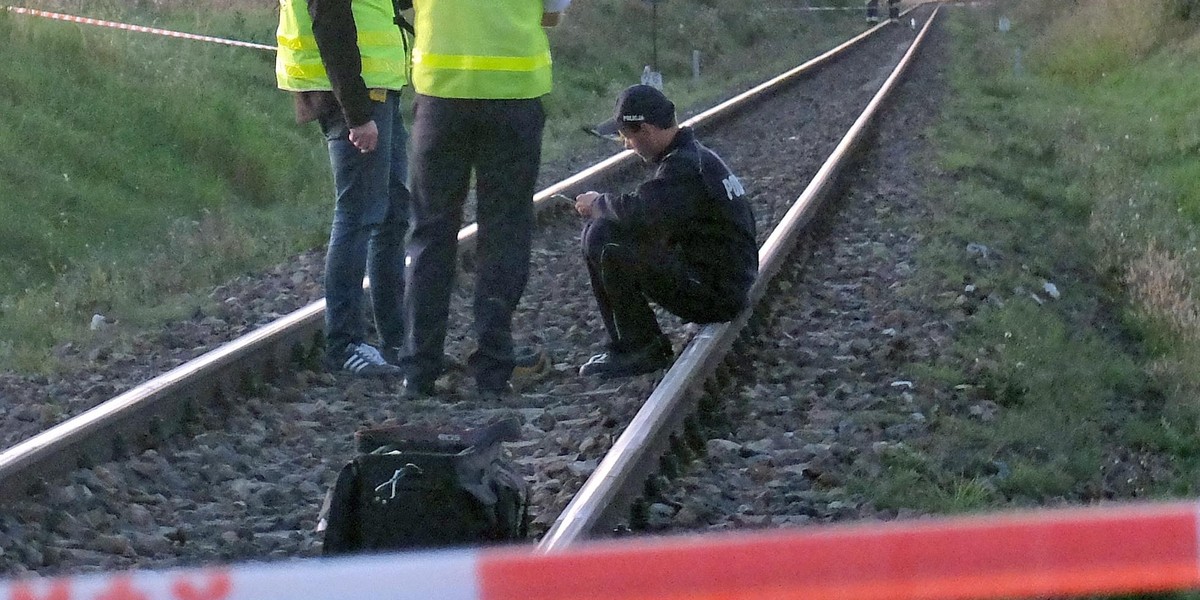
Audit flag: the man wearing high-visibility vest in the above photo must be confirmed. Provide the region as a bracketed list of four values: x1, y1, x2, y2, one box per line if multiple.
[399, 0, 570, 396]
[276, 0, 413, 377]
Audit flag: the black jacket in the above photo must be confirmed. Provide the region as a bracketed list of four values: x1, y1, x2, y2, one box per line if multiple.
[295, 0, 411, 126]
[591, 127, 758, 302]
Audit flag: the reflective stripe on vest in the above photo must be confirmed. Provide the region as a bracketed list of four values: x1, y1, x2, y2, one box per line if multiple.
[412, 49, 552, 73]
[275, 0, 408, 92]
[412, 0, 551, 99]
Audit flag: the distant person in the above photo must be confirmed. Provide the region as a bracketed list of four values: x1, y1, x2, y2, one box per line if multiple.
[400, 0, 570, 395]
[276, 0, 414, 376]
[574, 85, 758, 378]
[866, 0, 880, 23]
[888, 0, 900, 20]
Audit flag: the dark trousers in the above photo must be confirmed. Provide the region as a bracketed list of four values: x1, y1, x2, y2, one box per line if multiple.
[582, 219, 741, 353]
[404, 94, 545, 388]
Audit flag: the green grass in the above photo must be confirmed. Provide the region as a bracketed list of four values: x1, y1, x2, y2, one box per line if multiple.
[861, 2, 1200, 519]
[0, 8, 334, 369]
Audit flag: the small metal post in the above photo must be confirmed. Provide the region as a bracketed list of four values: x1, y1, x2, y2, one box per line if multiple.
[651, 1, 658, 72]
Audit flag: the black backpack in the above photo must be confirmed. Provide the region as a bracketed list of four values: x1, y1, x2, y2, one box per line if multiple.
[319, 418, 528, 554]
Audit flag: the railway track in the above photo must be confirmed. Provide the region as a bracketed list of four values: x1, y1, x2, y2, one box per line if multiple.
[0, 3, 941, 577]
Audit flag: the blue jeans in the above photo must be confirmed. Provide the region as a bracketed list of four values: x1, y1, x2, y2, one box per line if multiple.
[318, 91, 410, 358]
[405, 95, 545, 389]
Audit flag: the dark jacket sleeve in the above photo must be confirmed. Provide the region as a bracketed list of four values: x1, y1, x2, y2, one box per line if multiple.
[308, 0, 373, 128]
[590, 158, 704, 233]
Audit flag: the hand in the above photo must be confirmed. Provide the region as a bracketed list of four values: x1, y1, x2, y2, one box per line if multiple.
[575, 191, 600, 217]
[349, 120, 379, 153]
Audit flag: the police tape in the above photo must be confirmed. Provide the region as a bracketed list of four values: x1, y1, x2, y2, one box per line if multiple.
[4, 500, 1200, 600]
[760, 6, 864, 10]
[4, 6, 275, 51]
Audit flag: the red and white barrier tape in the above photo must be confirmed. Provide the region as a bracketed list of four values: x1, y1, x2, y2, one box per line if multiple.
[4, 500, 1200, 600]
[4, 6, 275, 51]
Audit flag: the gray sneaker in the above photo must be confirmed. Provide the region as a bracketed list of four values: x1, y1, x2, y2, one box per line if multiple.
[327, 343, 403, 377]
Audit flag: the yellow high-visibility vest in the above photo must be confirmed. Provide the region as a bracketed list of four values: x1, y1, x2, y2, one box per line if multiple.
[412, 0, 552, 99]
[276, 0, 409, 92]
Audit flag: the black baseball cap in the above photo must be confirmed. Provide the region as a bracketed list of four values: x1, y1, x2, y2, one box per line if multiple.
[594, 84, 677, 137]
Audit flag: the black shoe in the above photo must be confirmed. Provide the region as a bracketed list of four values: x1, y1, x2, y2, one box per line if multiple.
[579, 338, 673, 378]
[402, 376, 437, 398]
[470, 345, 551, 392]
[325, 343, 403, 377]
[382, 348, 464, 371]
[475, 381, 515, 400]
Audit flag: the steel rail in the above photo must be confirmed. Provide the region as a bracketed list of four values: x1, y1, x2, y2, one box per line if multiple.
[0, 19, 890, 502]
[538, 4, 940, 551]
[0, 304, 323, 501]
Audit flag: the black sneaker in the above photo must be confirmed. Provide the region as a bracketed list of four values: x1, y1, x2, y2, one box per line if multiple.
[327, 343, 403, 377]
[579, 338, 673, 378]
[402, 376, 437, 398]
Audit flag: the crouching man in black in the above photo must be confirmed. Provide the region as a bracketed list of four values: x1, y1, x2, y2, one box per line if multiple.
[574, 85, 758, 378]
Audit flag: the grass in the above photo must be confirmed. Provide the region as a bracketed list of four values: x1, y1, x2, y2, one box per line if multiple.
[856, 0, 1200, 525]
[0, 0, 867, 372]
[0, 8, 333, 369]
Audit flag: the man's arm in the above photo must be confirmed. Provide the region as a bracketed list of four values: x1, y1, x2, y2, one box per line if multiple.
[585, 159, 704, 228]
[309, 0, 373, 129]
